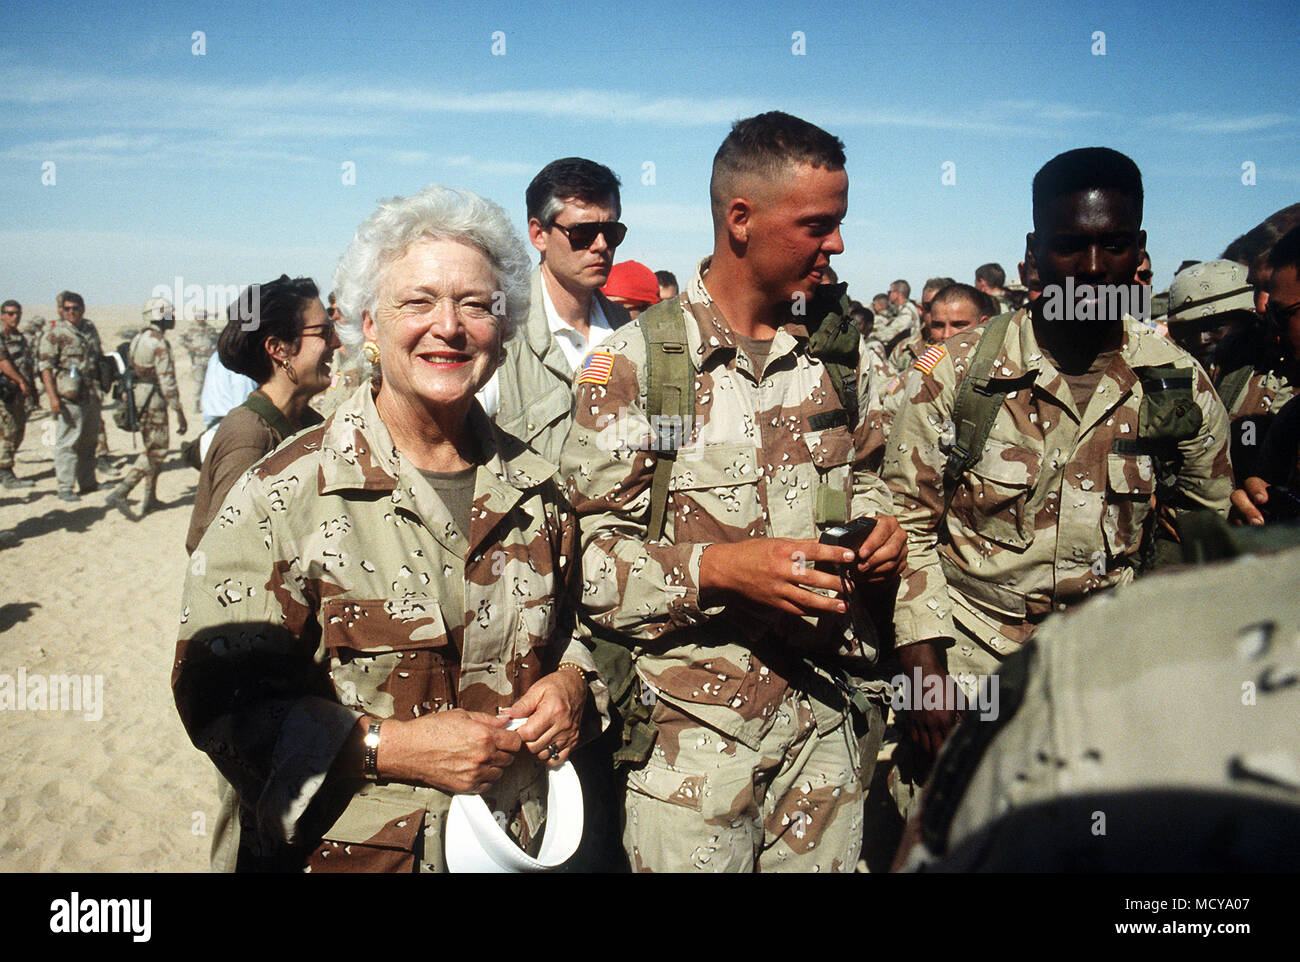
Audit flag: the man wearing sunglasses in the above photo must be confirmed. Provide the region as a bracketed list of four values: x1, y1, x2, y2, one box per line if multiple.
[484, 157, 631, 465]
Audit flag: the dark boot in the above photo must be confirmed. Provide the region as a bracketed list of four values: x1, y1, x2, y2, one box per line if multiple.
[1, 468, 34, 489]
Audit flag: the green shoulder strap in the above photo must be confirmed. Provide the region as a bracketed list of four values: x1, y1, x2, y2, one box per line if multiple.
[1216, 364, 1253, 415]
[937, 311, 1018, 539]
[805, 281, 860, 425]
[641, 297, 694, 542]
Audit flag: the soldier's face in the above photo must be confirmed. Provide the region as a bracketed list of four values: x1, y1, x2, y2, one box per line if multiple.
[744, 162, 847, 307]
[928, 299, 982, 342]
[529, 195, 621, 295]
[1268, 264, 1300, 362]
[60, 301, 84, 325]
[366, 237, 503, 410]
[1030, 188, 1145, 324]
[1, 305, 18, 331]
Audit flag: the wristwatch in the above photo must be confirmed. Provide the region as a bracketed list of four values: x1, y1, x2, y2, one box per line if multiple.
[362, 719, 382, 781]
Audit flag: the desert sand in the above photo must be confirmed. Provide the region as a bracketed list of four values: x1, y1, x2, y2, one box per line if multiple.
[1, 305, 226, 872]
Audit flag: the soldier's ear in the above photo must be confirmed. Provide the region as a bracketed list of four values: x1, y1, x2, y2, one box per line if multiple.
[528, 218, 548, 258]
[725, 197, 752, 246]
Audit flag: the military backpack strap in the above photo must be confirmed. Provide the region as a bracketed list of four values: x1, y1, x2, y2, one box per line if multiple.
[641, 297, 694, 542]
[1216, 364, 1253, 416]
[937, 311, 1017, 539]
[805, 281, 860, 424]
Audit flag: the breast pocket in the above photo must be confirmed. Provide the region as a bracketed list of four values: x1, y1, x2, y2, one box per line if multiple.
[804, 425, 854, 526]
[320, 597, 458, 720]
[667, 442, 761, 541]
[1102, 451, 1156, 559]
[959, 438, 1039, 548]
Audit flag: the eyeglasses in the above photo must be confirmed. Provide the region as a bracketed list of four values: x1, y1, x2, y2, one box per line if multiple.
[300, 319, 337, 341]
[61, 304, 84, 313]
[550, 220, 627, 251]
[1135, 270, 1153, 283]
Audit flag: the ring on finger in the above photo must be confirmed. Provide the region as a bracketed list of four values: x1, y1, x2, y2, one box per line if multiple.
[547, 741, 561, 759]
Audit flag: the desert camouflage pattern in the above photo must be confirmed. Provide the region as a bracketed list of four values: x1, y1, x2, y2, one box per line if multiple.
[173, 383, 605, 872]
[1228, 367, 1295, 421]
[887, 331, 927, 375]
[1, 329, 32, 470]
[904, 545, 1300, 871]
[116, 324, 184, 496]
[883, 308, 1232, 659]
[562, 258, 894, 870]
[869, 300, 920, 350]
[180, 320, 219, 403]
[37, 316, 102, 402]
[624, 686, 864, 872]
[2, 327, 34, 385]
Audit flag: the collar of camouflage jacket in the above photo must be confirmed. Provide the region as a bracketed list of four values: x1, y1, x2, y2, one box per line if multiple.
[683, 257, 810, 374]
[993, 309, 1191, 419]
[316, 381, 558, 502]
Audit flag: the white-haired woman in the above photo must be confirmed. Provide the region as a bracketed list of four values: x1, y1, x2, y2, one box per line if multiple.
[174, 186, 604, 872]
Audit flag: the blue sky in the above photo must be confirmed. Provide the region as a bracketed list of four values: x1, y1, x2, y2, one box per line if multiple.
[2, 0, 1298, 314]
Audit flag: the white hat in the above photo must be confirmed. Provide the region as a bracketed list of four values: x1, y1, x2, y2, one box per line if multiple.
[444, 760, 585, 872]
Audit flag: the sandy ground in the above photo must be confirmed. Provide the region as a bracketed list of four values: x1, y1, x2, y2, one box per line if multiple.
[0, 305, 218, 872]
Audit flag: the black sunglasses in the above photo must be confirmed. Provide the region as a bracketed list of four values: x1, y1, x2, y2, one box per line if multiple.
[1266, 299, 1300, 328]
[550, 220, 627, 250]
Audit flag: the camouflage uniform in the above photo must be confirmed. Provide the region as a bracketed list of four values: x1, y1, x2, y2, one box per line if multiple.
[1, 328, 33, 472]
[37, 315, 104, 494]
[869, 300, 920, 351]
[82, 318, 112, 461]
[882, 308, 1232, 685]
[173, 384, 605, 872]
[903, 541, 1300, 871]
[112, 322, 184, 506]
[181, 321, 219, 413]
[561, 260, 894, 872]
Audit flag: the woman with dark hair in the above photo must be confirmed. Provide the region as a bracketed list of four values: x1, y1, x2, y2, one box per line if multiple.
[185, 275, 339, 555]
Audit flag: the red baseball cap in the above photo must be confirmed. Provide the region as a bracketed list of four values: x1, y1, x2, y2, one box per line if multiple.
[602, 260, 661, 306]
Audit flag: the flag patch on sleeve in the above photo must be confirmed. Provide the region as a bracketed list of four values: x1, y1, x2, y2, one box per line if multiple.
[577, 351, 615, 385]
[914, 344, 946, 374]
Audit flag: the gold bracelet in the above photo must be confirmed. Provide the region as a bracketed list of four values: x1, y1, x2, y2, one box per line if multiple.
[557, 662, 590, 682]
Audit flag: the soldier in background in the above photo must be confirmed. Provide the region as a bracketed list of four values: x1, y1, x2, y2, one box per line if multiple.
[37, 291, 104, 501]
[562, 110, 906, 872]
[889, 276, 958, 375]
[870, 279, 920, 351]
[974, 263, 1012, 314]
[1, 300, 36, 488]
[655, 270, 679, 302]
[106, 297, 187, 516]
[180, 310, 219, 413]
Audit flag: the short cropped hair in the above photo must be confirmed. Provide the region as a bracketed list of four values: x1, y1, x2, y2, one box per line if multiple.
[932, 282, 996, 318]
[1032, 147, 1143, 234]
[1267, 224, 1300, 276]
[1222, 203, 1300, 275]
[61, 291, 84, 310]
[709, 111, 846, 225]
[525, 158, 622, 228]
[890, 279, 911, 298]
[218, 275, 319, 384]
[975, 263, 1006, 288]
[655, 270, 678, 289]
[333, 184, 532, 357]
[922, 277, 957, 301]
[1, 299, 20, 313]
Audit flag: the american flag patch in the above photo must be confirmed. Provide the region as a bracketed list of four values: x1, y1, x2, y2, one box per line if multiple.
[577, 351, 615, 385]
[914, 344, 946, 374]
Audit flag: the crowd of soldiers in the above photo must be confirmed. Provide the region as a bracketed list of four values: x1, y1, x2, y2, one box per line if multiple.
[5, 109, 1298, 872]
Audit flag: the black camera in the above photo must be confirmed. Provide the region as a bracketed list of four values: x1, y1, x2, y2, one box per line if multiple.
[819, 516, 878, 549]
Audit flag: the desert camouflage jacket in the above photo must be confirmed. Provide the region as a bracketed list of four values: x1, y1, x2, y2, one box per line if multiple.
[174, 383, 604, 867]
[36, 317, 103, 401]
[882, 309, 1232, 654]
[869, 300, 920, 350]
[128, 324, 183, 413]
[561, 260, 895, 750]
[1, 328, 33, 384]
[1229, 367, 1295, 421]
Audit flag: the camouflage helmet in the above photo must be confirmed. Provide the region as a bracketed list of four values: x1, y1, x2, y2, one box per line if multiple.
[1166, 260, 1254, 324]
[141, 296, 174, 323]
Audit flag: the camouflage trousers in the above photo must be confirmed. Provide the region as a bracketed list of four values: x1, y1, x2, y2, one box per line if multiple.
[190, 356, 208, 413]
[0, 394, 27, 470]
[623, 689, 864, 872]
[116, 404, 169, 497]
[53, 394, 101, 493]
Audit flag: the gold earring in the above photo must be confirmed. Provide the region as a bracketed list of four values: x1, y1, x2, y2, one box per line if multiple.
[280, 357, 299, 385]
[363, 340, 380, 365]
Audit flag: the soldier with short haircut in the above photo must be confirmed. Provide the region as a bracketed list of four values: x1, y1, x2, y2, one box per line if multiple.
[562, 110, 907, 872]
[107, 298, 188, 515]
[974, 262, 1012, 314]
[1, 300, 36, 488]
[37, 291, 105, 501]
[180, 311, 219, 414]
[870, 279, 920, 350]
[881, 147, 1232, 771]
